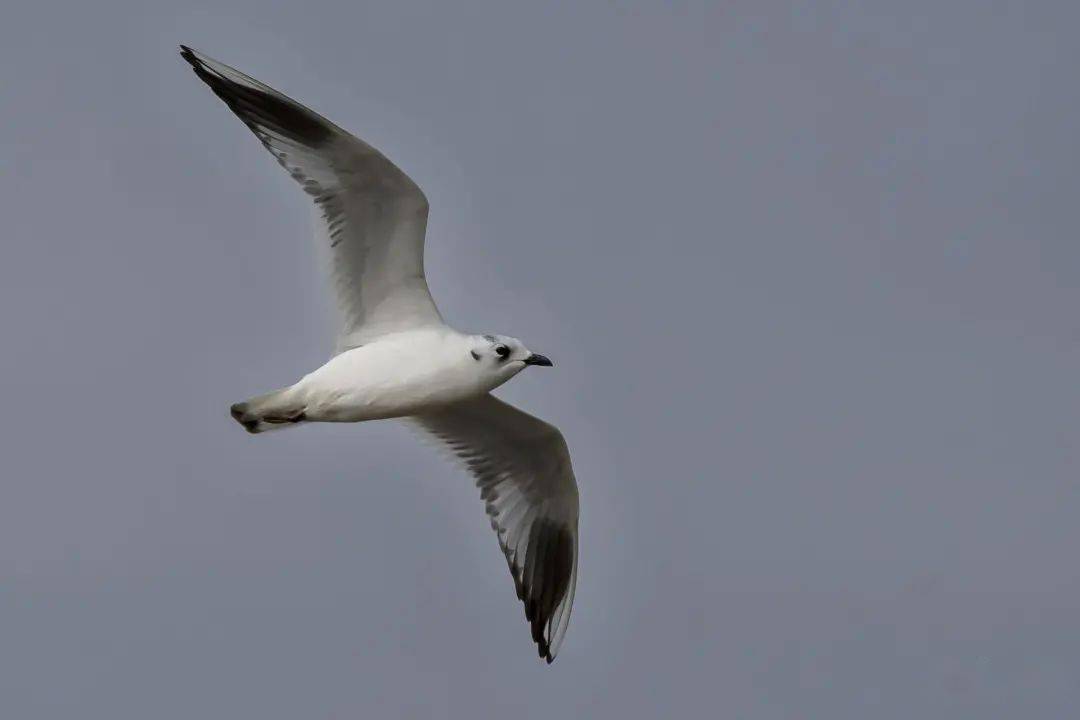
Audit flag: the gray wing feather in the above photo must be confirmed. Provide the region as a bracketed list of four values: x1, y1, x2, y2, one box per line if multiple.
[180, 46, 443, 348]
[411, 395, 580, 663]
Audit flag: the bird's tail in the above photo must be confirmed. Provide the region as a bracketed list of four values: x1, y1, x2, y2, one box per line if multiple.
[230, 388, 307, 434]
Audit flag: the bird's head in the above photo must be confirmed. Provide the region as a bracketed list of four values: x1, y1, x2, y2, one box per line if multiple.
[469, 334, 553, 383]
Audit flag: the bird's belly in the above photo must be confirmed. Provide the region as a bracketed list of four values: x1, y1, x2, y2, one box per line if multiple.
[319, 378, 477, 421]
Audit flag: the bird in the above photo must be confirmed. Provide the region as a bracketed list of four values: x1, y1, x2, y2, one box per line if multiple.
[179, 46, 578, 663]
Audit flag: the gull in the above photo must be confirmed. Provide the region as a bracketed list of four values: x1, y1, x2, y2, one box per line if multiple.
[180, 47, 579, 663]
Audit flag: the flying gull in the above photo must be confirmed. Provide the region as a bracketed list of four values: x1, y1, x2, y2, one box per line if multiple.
[180, 46, 578, 663]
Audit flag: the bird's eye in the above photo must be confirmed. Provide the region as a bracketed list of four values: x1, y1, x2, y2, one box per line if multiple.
[495, 345, 510, 359]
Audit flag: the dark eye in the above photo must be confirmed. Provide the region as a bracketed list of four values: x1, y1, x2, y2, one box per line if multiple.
[495, 345, 510, 359]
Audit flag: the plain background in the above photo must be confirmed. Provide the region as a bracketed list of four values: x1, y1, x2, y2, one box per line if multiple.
[2, 1, 1079, 717]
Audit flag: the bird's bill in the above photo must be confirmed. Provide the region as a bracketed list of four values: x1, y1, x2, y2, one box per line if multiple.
[523, 353, 554, 367]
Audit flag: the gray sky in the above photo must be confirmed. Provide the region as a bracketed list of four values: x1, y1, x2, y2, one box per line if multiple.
[2, 1, 1079, 717]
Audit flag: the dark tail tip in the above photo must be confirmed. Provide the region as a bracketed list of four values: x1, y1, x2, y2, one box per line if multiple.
[230, 402, 261, 433]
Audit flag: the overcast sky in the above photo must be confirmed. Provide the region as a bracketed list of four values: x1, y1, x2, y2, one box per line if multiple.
[2, 1, 1079, 718]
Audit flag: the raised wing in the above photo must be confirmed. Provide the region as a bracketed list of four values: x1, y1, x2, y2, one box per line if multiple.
[412, 395, 579, 663]
[180, 46, 443, 349]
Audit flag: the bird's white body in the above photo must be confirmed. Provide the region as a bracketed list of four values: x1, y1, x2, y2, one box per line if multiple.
[289, 329, 516, 422]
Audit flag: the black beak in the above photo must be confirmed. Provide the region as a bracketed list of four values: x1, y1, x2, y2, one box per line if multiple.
[524, 353, 554, 367]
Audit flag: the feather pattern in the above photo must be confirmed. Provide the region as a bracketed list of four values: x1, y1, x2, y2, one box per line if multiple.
[412, 394, 579, 662]
[180, 46, 442, 350]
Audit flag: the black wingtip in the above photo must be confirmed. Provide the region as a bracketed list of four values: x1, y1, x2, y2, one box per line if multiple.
[519, 519, 574, 665]
[536, 637, 555, 664]
[179, 45, 208, 75]
[177, 46, 334, 149]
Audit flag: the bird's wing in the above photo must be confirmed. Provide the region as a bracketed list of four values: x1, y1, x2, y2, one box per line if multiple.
[181, 46, 442, 350]
[411, 395, 579, 663]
